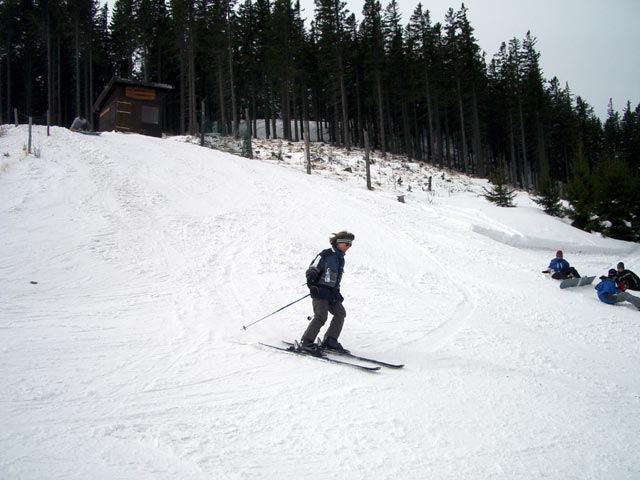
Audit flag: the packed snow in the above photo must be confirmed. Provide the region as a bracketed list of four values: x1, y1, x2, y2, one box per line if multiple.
[1, 124, 639, 479]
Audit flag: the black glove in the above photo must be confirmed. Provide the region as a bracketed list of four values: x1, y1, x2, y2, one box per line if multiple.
[307, 283, 319, 295]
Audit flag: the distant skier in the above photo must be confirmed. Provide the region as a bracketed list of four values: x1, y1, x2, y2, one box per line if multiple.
[615, 262, 640, 291]
[299, 231, 355, 355]
[542, 250, 581, 280]
[595, 269, 640, 310]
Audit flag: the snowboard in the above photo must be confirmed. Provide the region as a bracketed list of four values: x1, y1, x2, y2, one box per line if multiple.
[78, 130, 102, 136]
[559, 275, 595, 289]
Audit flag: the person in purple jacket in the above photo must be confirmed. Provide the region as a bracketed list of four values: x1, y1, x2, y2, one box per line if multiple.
[595, 269, 640, 310]
[542, 250, 581, 280]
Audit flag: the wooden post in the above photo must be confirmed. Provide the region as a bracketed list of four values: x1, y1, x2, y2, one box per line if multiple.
[47, 110, 51, 136]
[244, 108, 253, 159]
[14, 108, 19, 126]
[28, 116, 33, 154]
[364, 129, 372, 190]
[305, 127, 311, 175]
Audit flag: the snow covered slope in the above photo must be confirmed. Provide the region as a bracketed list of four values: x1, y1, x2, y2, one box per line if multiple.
[1, 125, 639, 479]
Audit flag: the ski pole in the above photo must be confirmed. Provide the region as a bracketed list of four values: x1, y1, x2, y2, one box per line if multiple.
[242, 293, 310, 331]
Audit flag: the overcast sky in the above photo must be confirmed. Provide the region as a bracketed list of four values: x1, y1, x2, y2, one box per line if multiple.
[297, 0, 639, 121]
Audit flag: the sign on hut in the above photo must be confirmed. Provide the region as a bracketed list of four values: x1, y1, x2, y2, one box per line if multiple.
[93, 78, 173, 137]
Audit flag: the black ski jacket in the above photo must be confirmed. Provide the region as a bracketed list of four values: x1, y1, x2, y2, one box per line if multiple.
[305, 246, 345, 304]
[617, 269, 640, 291]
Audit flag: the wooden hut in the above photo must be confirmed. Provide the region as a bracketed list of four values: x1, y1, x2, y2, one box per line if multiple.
[93, 77, 173, 137]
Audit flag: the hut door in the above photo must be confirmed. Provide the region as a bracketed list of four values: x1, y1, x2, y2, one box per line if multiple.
[116, 100, 133, 131]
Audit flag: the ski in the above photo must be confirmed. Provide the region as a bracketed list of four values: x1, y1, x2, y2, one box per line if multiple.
[282, 341, 404, 369]
[259, 342, 380, 372]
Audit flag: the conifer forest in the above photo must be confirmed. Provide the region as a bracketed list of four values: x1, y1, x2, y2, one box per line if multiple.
[1, 0, 639, 241]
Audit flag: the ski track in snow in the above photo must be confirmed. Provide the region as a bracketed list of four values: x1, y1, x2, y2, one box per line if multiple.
[1, 125, 640, 479]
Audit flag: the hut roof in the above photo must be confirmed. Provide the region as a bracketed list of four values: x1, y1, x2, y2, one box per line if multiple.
[93, 77, 174, 111]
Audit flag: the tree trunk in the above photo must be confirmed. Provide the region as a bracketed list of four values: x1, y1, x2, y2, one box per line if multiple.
[281, 81, 290, 140]
[355, 70, 363, 148]
[227, 13, 238, 138]
[509, 112, 518, 185]
[188, 35, 197, 134]
[364, 129, 372, 190]
[471, 83, 483, 177]
[179, 52, 185, 134]
[218, 64, 227, 135]
[402, 100, 411, 159]
[75, 18, 81, 117]
[536, 115, 547, 190]
[518, 98, 529, 189]
[270, 84, 277, 139]
[434, 95, 443, 168]
[338, 56, 350, 151]
[376, 71, 386, 158]
[425, 69, 436, 163]
[46, 12, 52, 125]
[56, 38, 61, 125]
[456, 79, 469, 173]
[5, 34, 11, 119]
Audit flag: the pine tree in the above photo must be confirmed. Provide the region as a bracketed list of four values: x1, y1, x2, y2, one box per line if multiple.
[533, 176, 563, 216]
[483, 161, 516, 207]
[593, 156, 638, 241]
[359, 0, 386, 157]
[566, 145, 597, 231]
[314, 0, 350, 148]
[110, 0, 139, 78]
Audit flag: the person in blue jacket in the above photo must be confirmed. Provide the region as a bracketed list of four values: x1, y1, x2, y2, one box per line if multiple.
[299, 231, 355, 355]
[595, 269, 640, 310]
[542, 250, 581, 280]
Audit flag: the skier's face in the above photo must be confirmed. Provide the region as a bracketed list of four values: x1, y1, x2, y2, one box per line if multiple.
[337, 242, 352, 253]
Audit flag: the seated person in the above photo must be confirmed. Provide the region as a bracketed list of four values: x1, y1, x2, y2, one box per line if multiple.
[70, 116, 91, 132]
[542, 250, 580, 280]
[595, 269, 640, 311]
[616, 262, 640, 291]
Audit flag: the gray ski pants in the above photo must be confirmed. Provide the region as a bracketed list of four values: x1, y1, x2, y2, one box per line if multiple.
[615, 291, 640, 310]
[302, 298, 346, 343]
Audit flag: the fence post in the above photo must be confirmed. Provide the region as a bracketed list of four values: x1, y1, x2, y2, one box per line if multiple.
[47, 110, 51, 136]
[244, 108, 253, 159]
[304, 128, 311, 175]
[28, 117, 33, 154]
[364, 129, 372, 191]
[14, 108, 18, 126]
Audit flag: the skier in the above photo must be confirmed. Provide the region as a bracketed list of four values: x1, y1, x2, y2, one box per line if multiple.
[595, 269, 640, 310]
[542, 250, 581, 280]
[616, 262, 640, 291]
[299, 231, 355, 355]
